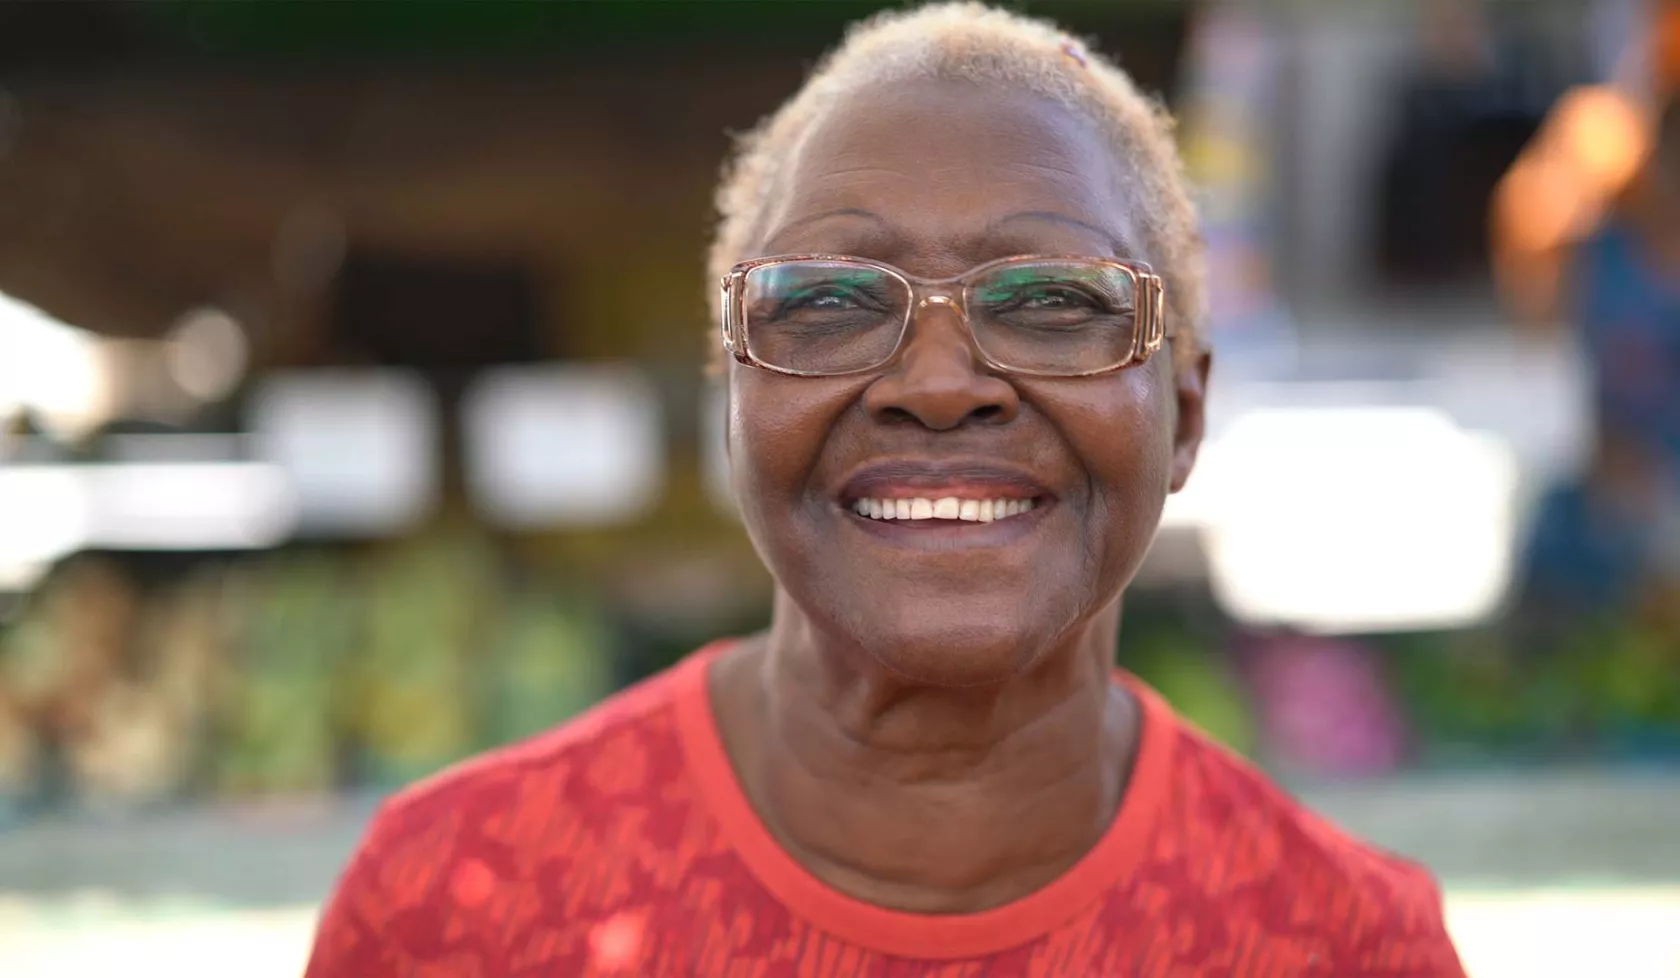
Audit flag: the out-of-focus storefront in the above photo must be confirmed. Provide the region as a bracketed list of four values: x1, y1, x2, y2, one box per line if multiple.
[1, 2, 1678, 975]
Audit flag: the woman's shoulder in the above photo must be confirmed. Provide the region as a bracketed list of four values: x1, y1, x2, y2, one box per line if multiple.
[364, 646, 720, 844]
[1136, 714, 1464, 973]
[304, 648, 734, 974]
[1161, 712, 1447, 908]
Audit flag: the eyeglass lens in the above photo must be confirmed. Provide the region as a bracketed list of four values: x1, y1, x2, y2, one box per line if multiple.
[741, 259, 1140, 375]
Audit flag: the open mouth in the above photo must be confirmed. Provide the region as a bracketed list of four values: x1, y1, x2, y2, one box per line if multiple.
[836, 459, 1053, 536]
[849, 495, 1041, 523]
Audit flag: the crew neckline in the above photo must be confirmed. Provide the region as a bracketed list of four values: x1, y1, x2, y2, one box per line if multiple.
[672, 641, 1178, 960]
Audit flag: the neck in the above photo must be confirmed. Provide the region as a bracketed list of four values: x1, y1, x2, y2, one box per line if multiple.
[712, 592, 1139, 914]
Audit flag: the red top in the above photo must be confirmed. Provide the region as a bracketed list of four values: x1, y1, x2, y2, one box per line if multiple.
[306, 642, 1466, 976]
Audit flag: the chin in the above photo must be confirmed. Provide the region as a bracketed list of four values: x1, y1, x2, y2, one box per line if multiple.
[840, 605, 1050, 688]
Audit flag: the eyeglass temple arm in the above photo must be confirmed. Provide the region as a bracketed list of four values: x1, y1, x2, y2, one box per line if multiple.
[720, 273, 746, 357]
[1139, 273, 1167, 357]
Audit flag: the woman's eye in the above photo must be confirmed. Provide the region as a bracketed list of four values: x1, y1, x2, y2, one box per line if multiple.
[785, 285, 868, 312]
[806, 288, 859, 308]
[995, 285, 1106, 312]
[1020, 288, 1090, 309]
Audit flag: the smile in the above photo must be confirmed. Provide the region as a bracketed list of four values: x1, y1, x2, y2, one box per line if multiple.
[850, 496, 1038, 522]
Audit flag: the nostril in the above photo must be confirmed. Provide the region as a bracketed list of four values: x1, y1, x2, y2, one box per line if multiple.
[863, 350, 1020, 429]
[876, 403, 1003, 428]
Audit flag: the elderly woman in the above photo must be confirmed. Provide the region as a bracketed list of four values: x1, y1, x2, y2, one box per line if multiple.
[306, 5, 1465, 975]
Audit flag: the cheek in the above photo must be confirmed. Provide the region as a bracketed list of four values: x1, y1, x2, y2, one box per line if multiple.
[727, 371, 853, 500]
[1058, 370, 1176, 513]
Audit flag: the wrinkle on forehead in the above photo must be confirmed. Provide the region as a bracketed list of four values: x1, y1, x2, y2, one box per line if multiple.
[752, 79, 1147, 267]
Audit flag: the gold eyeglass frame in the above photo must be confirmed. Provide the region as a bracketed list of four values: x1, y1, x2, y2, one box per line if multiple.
[719, 254, 1169, 379]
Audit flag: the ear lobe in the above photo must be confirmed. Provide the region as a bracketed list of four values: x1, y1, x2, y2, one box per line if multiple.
[1169, 347, 1211, 493]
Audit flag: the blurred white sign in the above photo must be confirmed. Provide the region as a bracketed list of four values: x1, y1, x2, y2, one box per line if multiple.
[1197, 406, 1521, 634]
[0, 291, 111, 439]
[0, 461, 298, 592]
[462, 364, 663, 528]
[248, 370, 439, 536]
[0, 468, 89, 579]
[82, 463, 298, 551]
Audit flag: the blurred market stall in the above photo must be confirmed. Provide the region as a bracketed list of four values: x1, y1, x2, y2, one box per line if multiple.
[0, 13, 1675, 977]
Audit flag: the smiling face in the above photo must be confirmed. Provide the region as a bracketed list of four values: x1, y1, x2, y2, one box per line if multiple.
[727, 79, 1207, 686]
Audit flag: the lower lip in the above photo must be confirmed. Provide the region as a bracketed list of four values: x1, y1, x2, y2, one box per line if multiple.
[839, 500, 1052, 548]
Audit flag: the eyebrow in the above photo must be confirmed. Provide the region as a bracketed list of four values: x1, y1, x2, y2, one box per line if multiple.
[985, 211, 1134, 256]
[761, 209, 889, 253]
[761, 207, 1133, 257]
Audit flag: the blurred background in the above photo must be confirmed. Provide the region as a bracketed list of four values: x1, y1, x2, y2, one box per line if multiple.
[0, 1, 1677, 975]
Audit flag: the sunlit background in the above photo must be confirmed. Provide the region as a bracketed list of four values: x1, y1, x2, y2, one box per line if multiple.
[2, 1, 1678, 976]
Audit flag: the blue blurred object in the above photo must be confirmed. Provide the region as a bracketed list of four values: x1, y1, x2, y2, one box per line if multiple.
[1521, 480, 1650, 614]
[1574, 221, 1680, 470]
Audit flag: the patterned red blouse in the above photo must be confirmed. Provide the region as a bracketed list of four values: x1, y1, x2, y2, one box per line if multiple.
[305, 642, 1466, 977]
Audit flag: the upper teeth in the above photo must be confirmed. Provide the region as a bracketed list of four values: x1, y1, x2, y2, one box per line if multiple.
[851, 497, 1036, 522]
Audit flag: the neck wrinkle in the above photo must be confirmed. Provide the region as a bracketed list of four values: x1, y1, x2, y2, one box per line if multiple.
[732, 595, 1134, 912]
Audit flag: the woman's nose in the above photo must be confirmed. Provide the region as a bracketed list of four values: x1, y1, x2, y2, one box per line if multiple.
[861, 298, 1020, 431]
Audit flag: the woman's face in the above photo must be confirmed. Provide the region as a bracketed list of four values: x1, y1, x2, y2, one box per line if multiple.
[727, 80, 1207, 686]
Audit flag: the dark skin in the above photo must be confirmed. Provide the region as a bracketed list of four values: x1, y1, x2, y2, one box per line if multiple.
[711, 80, 1211, 914]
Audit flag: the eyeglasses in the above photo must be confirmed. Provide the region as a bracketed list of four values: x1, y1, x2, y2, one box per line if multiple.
[719, 254, 1168, 378]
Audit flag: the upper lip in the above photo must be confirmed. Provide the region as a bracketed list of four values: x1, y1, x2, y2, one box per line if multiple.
[837, 459, 1053, 504]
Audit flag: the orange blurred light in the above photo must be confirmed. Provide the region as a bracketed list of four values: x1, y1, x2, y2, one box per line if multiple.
[1495, 153, 1592, 254]
[1492, 84, 1651, 260]
[1552, 86, 1650, 193]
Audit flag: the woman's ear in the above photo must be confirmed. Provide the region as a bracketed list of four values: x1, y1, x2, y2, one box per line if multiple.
[1169, 347, 1211, 493]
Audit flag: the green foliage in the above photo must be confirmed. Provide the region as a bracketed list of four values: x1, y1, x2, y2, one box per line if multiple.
[1121, 624, 1257, 758]
[482, 593, 617, 748]
[1387, 617, 1680, 765]
[348, 533, 500, 787]
[214, 555, 356, 796]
